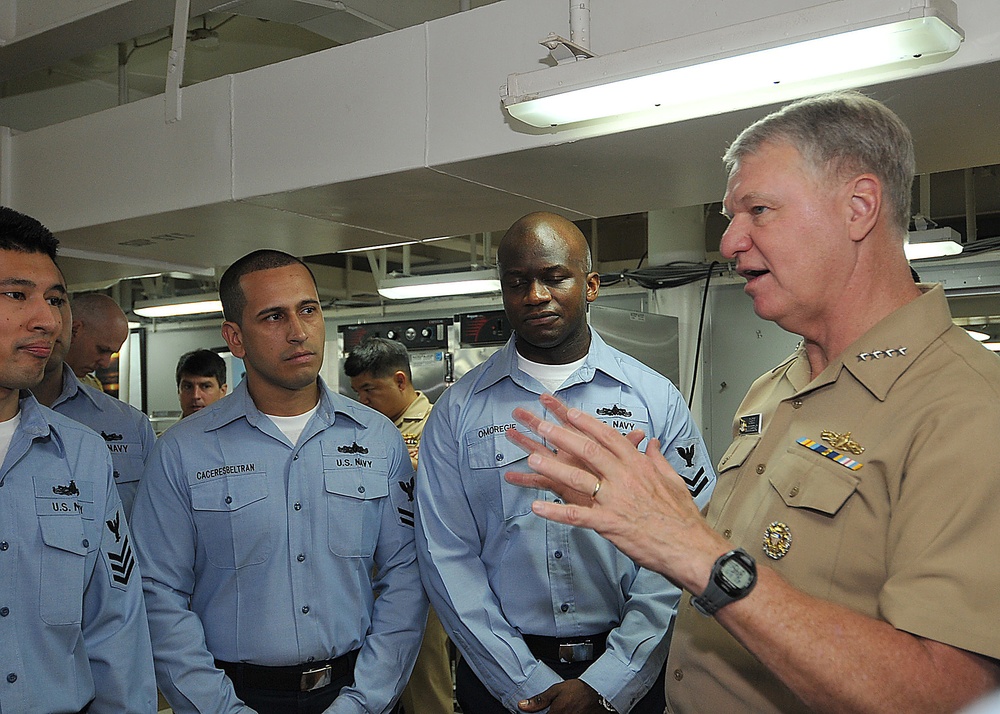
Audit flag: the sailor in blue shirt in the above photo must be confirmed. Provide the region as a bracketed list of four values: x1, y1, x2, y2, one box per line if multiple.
[415, 212, 716, 714]
[131, 250, 425, 714]
[0, 207, 156, 713]
[32, 294, 154, 517]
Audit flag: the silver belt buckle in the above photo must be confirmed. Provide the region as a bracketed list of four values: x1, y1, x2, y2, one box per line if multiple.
[300, 665, 332, 692]
[558, 641, 594, 663]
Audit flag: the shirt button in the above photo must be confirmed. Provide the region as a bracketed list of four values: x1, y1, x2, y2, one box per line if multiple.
[297, 554, 306, 562]
[6, 673, 16, 683]
[792, 399, 803, 409]
[554, 551, 562, 559]
[301, 606, 310, 614]
[82, 539, 89, 548]
[294, 503, 302, 511]
[358, 486, 365, 494]
[788, 486, 799, 498]
[293, 455, 299, 461]
[673, 669, 683, 681]
[755, 464, 766, 474]
[225, 496, 233, 504]
[0, 607, 8, 617]
[0, 541, 8, 551]
[723, 529, 732, 539]
[560, 603, 569, 613]
[495, 453, 503, 462]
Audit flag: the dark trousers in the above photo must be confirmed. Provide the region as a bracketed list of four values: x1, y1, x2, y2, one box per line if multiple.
[456, 653, 667, 714]
[235, 673, 351, 714]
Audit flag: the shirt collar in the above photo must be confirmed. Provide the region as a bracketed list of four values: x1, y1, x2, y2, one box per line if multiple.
[397, 391, 431, 425]
[53, 364, 104, 411]
[474, 329, 634, 394]
[16, 391, 53, 439]
[785, 284, 952, 401]
[205, 376, 371, 433]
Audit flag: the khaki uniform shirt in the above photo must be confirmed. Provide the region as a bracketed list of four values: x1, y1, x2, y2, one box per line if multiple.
[396, 391, 431, 470]
[666, 285, 1000, 713]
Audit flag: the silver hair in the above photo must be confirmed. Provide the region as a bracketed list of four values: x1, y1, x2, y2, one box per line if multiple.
[724, 91, 915, 236]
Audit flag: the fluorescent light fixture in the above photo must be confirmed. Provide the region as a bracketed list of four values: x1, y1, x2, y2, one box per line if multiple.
[338, 240, 420, 255]
[337, 235, 461, 255]
[133, 294, 223, 318]
[983, 342, 1000, 353]
[501, 0, 963, 128]
[905, 227, 964, 260]
[377, 269, 501, 300]
[965, 329, 989, 342]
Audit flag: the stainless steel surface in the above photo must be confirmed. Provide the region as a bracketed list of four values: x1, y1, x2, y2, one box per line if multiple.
[589, 305, 680, 386]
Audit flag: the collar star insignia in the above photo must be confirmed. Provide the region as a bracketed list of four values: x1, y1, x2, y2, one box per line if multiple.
[820, 430, 865, 455]
[857, 346, 908, 362]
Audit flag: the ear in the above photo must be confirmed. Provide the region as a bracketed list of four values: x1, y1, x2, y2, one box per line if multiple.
[846, 174, 881, 243]
[71, 319, 83, 338]
[221, 321, 246, 359]
[220, 384, 228, 396]
[585, 271, 601, 303]
[394, 371, 408, 391]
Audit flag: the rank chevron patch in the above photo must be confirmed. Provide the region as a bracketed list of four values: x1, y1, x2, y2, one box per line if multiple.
[103, 511, 136, 589]
[681, 466, 710, 497]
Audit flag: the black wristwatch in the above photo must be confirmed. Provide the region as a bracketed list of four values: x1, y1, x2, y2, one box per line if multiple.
[691, 548, 757, 617]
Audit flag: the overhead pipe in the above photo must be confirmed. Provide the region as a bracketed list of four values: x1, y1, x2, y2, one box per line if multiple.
[570, 1, 590, 53]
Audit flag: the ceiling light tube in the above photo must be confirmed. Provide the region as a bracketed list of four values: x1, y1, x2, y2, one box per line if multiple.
[133, 294, 223, 318]
[377, 269, 501, 300]
[501, 0, 963, 128]
[904, 226, 964, 260]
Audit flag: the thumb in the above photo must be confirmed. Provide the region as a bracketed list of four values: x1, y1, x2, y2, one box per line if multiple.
[519, 692, 553, 712]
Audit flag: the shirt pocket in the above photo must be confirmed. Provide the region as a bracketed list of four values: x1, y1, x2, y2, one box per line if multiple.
[190, 473, 272, 569]
[323, 465, 389, 558]
[36, 514, 88, 625]
[467, 434, 531, 520]
[109, 446, 144, 484]
[770, 448, 860, 515]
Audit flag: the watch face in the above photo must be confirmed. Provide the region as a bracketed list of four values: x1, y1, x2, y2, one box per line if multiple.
[719, 559, 754, 591]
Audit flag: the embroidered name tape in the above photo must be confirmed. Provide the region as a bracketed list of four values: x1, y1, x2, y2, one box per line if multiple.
[796, 437, 863, 471]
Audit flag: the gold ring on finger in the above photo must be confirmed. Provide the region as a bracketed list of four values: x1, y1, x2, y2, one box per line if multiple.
[591, 479, 602, 500]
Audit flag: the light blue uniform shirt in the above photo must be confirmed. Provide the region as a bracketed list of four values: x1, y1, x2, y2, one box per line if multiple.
[415, 332, 716, 713]
[46, 365, 155, 517]
[131, 378, 426, 714]
[0, 394, 156, 713]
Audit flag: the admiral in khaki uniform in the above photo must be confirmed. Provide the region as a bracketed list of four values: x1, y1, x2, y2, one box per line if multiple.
[131, 250, 425, 714]
[505, 92, 1000, 713]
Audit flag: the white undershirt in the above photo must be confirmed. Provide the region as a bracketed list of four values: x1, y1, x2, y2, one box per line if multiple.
[0, 411, 21, 464]
[517, 353, 587, 394]
[265, 404, 319, 446]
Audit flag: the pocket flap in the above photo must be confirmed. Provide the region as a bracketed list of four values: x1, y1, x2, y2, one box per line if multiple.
[191, 473, 268, 512]
[324, 470, 389, 501]
[467, 433, 529, 470]
[769, 450, 859, 515]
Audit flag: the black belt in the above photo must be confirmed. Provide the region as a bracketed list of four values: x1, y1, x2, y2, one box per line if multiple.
[216, 650, 358, 693]
[522, 631, 611, 663]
